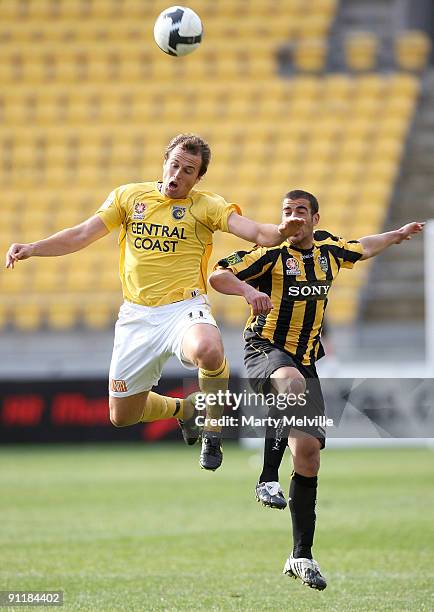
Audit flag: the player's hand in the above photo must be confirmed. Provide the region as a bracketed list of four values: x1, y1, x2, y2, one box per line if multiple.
[395, 222, 425, 243]
[5, 243, 34, 269]
[243, 286, 273, 316]
[278, 217, 305, 239]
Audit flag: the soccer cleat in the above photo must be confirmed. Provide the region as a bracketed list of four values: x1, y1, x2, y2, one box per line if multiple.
[283, 554, 327, 591]
[199, 431, 223, 471]
[255, 481, 287, 510]
[178, 393, 202, 446]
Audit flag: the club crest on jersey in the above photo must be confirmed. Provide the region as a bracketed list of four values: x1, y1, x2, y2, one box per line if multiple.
[133, 202, 147, 220]
[318, 255, 329, 273]
[286, 257, 301, 276]
[172, 206, 186, 220]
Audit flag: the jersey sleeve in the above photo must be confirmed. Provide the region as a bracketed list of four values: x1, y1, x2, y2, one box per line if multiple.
[95, 187, 126, 231]
[215, 246, 277, 281]
[206, 195, 242, 233]
[335, 238, 364, 269]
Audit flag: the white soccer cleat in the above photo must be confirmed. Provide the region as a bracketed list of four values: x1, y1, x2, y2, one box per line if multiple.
[283, 554, 327, 590]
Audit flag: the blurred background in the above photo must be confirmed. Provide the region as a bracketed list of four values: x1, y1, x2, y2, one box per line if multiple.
[0, 0, 433, 444]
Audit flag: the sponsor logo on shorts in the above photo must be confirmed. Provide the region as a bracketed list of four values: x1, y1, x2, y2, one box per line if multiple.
[286, 257, 301, 276]
[133, 202, 147, 220]
[111, 379, 128, 393]
[224, 252, 243, 266]
[172, 206, 186, 220]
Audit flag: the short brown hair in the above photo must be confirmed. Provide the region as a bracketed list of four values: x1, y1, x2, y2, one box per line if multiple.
[284, 189, 319, 215]
[164, 133, 211, 177]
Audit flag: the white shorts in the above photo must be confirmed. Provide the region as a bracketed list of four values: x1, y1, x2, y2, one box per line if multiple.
[109, 296, 218, 397]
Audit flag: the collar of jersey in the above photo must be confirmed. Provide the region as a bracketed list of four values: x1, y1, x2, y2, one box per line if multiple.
[285, 241, 315, 253]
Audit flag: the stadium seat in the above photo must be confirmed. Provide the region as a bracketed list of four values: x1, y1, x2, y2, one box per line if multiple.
[394, 30, 432, 72]
[82, 303, 116, 329]
[344, 32, 379, 71]
[13, 303, 43, 331]
[46, 302, 79, 329]
[293, 40, 328, 73]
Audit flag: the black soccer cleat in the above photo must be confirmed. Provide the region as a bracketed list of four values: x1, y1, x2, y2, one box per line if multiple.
[178, 393, 202, 446]
[199, 431, 223, 471]
[283, 554, 327, 591]
[255, 481, 287, 510]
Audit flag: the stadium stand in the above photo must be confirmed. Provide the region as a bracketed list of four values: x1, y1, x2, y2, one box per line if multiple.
[0, 0, 430, 331]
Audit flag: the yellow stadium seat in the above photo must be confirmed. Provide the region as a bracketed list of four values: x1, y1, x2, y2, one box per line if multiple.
[371, 138, 403, 162]
[293, 40, 327, 73]
[47, 302, 78, 329]
[13, 303, 43, 331]
[333, 160, 362, 182]
[387, 73, 420, 97]
[344, 118, 373, 139]
[356, 181, 392, 206]
[0, 304, 9, 330]
[394, 30, 432, 71]
[82, 303, 115, 329]
[32, 266, 61, 292]
[297, 13, 332, 40]
[378, 116, 409, 139]
[344, 32, 379, 71]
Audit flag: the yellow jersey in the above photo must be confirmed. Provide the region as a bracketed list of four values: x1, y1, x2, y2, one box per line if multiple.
[96, 181, 241, 307]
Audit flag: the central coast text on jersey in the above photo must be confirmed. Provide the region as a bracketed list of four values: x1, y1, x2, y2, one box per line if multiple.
[96, 182, 241, 307]
[131, 222, 187, 252]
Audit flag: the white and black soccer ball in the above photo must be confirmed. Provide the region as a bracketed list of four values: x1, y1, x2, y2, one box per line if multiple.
[153, 6, 203, 57]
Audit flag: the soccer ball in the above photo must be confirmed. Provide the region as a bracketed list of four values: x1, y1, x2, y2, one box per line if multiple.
[153, 6, 203, 57]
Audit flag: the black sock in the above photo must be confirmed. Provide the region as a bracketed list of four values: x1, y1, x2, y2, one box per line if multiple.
[259, 416, 289, 483]
[289, 472, 318, 560]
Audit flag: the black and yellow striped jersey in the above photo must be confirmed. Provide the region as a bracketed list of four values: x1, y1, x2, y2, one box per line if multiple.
[216, 230, 364, 365]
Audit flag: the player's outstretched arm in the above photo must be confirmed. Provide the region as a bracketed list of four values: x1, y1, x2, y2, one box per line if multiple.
[359, 222, 425, 260]
[227, 213, 305, 247]
[5, 215, 109, 269]
[209, 269, 273, 316]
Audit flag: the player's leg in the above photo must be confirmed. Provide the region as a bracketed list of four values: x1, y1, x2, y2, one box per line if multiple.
[287, 430, 321, 558]
[260, 366, 306, 480]
[283, 431, 326, 589]
[109, 390, 197, 427]
[108, 301, 197, 431]
[256, 366, 306, 509]
[181, 322, 229, 470]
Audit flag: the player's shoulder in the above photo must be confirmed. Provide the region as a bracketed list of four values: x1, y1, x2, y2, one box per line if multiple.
[313, 229, 341, 244]
[114, 181, 157, 198]
[314, 229, 360, 247]
[190, 187, 227, 207]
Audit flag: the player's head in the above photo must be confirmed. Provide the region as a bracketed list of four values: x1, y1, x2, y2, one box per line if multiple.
[282, 189, 320, 247]
[162, 133, 211, 198]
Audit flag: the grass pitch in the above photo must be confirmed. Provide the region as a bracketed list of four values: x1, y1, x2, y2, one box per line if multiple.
[0, 444, 433, 611]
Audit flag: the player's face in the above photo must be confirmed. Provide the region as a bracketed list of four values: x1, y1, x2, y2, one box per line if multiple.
[282, 198, 319, 247]
[162, 145, 202, 198]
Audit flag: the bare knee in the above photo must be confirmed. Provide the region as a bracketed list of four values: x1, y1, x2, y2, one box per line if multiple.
[271, 367, 306, 396]
[109, 396, 142, 428]
[191, 340, 224, 370]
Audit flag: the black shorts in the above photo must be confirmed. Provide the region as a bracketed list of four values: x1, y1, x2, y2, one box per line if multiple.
[244, 334, 326, 448]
